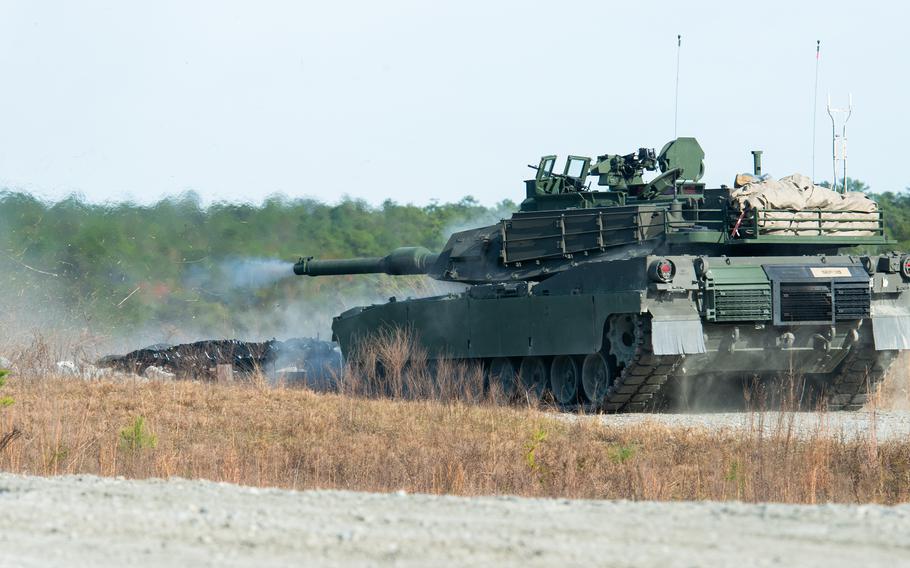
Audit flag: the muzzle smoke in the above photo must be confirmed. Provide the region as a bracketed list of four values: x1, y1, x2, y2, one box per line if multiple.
[184, 257, 295, 293]
[219, 258, 296, 290]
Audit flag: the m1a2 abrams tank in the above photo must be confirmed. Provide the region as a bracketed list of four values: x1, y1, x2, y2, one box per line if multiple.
[295, 137, 910, 412]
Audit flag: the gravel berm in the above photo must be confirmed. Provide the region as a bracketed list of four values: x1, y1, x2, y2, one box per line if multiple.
[1, 474, 908, 567]
[586, 410, 910, 441]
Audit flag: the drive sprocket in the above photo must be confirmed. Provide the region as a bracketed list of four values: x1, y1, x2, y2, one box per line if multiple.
[601, 314, 683, 412]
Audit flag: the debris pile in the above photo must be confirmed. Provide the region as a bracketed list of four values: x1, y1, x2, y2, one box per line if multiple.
[97, 338, 342, 386]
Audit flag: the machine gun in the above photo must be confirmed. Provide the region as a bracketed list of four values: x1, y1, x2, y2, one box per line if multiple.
[590, 137, 705, 197]
[590, 147, 659, 190]
[525, 138, 705, 201]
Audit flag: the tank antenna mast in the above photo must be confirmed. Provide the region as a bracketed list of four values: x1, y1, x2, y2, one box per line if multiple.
[674, 34, 682, 139]
[826, 93, 853, 193]
[812, 40, 820, 183]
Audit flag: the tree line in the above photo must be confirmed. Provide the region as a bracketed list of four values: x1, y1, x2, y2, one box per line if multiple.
[0, 192, 512, 342]
[1, 180, 907, 344]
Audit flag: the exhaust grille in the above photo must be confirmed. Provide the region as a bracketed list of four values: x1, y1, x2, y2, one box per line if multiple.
[777, 281, 870, 324]
[833, 282, 871, 320]
[711, 287, 771, 322]
[779, 283, 832, 323]
[765, 264, 871, 326]
[703, 265, 773, 323]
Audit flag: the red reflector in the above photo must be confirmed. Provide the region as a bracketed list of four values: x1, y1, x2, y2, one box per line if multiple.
[660, 263, 671, 272]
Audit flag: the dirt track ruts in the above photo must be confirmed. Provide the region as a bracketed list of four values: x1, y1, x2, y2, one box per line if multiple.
[1, 473, 909, 568]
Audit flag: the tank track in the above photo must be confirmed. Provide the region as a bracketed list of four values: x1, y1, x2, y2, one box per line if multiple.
[601, 317, 683, 413]
[823, 346, 898, 411]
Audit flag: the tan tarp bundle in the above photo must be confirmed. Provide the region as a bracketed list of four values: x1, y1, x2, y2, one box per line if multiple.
[728, 174, 879, 236]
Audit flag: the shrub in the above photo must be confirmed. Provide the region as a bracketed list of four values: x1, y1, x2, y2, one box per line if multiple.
[119, 416, 157, 453]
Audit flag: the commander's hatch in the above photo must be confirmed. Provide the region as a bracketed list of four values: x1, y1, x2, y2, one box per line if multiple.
[563, 155, 591, 181]
[535, 155, 556, 185]
[529, 155, 591, 196]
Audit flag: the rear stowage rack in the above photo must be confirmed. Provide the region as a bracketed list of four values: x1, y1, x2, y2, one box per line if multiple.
[727, 208, 885, 240]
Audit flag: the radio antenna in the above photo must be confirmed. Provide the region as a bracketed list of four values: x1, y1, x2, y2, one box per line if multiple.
[812, 40, 820, 183]
[674, 34, 682, 139]
[826, 93, 853, 193]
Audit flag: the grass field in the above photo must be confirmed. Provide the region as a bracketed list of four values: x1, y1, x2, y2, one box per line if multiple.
[0, 370, 908, 504]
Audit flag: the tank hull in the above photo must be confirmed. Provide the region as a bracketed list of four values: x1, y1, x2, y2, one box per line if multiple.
[331, 254, 908, 411]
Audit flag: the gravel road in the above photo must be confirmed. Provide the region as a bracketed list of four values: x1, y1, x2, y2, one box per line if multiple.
[1, 474, 908, 568]
[592, 410, 910, 442]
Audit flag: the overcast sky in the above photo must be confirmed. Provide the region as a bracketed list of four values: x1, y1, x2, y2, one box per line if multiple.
[0, 1, 906, 206]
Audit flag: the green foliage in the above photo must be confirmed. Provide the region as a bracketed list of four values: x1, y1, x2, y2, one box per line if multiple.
[725, 459, 741, 482]
[46, 446, 69, 469]
[119, 416, 157, 452]
[725, 459, 747, 495]
[524, 426, 548, 475]
[0, 369, 12, 408]
[606, 443, 637, 464]
[0, 192, 514, 338]
[818, 177, 870, 193]
[873, 190, 910, 250]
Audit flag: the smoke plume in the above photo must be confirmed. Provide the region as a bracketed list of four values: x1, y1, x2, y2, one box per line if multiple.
[217, 258, 296, 290]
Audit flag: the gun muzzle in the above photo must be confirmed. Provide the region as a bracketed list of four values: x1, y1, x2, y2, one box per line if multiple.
[294, 247, 439, 277]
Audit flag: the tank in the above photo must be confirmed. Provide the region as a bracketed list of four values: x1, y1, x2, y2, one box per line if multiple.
[295, 137, 909, 412]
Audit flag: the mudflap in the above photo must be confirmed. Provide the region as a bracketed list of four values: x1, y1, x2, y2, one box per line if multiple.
[871, 299, 910, 350]
[872, 315, 910, 349]
[648, 304, 707, 356]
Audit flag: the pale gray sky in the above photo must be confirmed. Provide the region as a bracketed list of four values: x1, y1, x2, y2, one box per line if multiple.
[0, 0, 906, 206]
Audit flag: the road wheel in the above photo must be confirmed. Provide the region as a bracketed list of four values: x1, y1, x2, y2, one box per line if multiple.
[550, 355, 580, 405]
[488, 358, 517, 399]
[518, 356, 549, 401]
[582, 352, 611, 404]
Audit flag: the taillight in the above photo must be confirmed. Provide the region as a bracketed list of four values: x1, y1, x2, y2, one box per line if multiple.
[649, 258, 676, 283]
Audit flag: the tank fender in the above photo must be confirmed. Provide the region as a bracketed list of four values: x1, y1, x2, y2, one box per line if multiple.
[871, 299, 910, 350]
[647, 302, 707, 355]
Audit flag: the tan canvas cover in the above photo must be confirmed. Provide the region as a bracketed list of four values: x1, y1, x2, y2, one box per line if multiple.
[729, 174, 878, 236]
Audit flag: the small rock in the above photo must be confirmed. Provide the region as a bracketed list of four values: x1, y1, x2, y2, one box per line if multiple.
[56, 361, 79, 376]
[143, 366, 176, 380]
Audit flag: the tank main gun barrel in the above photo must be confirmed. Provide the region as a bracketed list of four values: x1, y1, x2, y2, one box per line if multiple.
[294, 246, 439, 277]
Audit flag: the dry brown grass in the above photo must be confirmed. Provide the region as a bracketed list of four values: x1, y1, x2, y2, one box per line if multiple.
[337, 328, 495, 404]
[0, 372, 908, 504]
[879, 353, 910, 410]
[1, 329, 908, 503]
